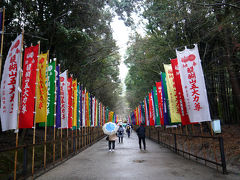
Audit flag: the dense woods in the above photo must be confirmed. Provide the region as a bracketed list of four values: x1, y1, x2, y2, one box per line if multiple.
[124, 0, 240, 124]
[1, 0, 124, 113]
[0, 0, 239, 123]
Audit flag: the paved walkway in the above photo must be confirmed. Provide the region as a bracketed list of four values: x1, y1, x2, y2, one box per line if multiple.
[36, 131, 238, 180]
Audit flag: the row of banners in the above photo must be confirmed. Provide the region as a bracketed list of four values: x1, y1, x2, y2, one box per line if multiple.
[0, 34, 118, 131]
[127, 45, 211, 126]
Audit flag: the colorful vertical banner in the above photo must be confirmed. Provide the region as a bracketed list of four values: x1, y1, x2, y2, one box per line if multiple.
[171, 59, 191, 125]
[0, 34, 22, 131]
[149, 92, 155, 126]
[19, 44, 39, 128]
[85, 91, 89, 127]
[134, 109, 137, 125]
[136, 107, 139, 125]
[161, 73, 171, 125]
[56, 65, 61, 128]
[67, 77, 73, 128]
[46, 60, 56, 126]
[146, 96, 150, 126]
[155, 82, 164, 125]
[164, 64, 181, 124]
[60, 71, 68, 128]
[144, 98, 149, 126]
[82, 89, 86, 127]
[80, 85, 82, 127]
[105, 107, 109, 123]
[35, 53, 48, 123]
[176, 45, 211, 123]
[141, 102, 145, 124]
[40, 59, 56, 127]
[95, 99, 97, 126]
[77, 85, 80, 129]
[91, 96, 95, 126]
[99, 103, 101, 126]
[153, 86, 161, 125]
[88, 93, 91, 126]
[72, 80, 77, 129]
[151, 90, 156, 125]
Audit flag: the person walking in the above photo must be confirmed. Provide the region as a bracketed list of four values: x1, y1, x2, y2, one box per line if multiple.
[117, 125, 124, 143]
[126, 124, 131, 138]
[136, 122, 146, 150]
[107, 133, 117, 152]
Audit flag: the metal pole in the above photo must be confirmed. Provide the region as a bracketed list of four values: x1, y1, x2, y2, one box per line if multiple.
[219, 137, 227, 174]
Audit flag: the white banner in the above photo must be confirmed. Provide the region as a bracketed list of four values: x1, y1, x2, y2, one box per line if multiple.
[60, 71, 68, 128]
[82, 89, 86, 127]
[176, 44, 211, 123]
[1, 34, 22, 131]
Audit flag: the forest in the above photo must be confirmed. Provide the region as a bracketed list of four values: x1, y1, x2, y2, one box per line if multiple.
[1, 0, 239, 124]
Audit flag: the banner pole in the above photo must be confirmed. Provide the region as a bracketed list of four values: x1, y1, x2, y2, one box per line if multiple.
[200, 123, 207, 165]
[67, 128, 69, 156]
[0, 7, 5, 80]
[44, 52, 50, 169]
[209, 121, 218, 170]
[32, 41, 40, 177]
[13, 29, 24, 180]
[53, 58, 57, 162]
[185, 125, 190, 159]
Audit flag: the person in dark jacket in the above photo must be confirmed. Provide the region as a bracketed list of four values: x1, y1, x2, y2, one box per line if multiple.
[117, 125, 124, 143]
[126, 124, 131, 138]
[136, 122, 146, 150]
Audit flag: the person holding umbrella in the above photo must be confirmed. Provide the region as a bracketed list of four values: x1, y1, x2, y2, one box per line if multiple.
[107, 133, 117, 152]
[102, 122, 118, 152]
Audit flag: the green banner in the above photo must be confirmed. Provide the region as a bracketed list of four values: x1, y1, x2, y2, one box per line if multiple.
[40, 60, 56, 127]
[153, 86, 160, 125]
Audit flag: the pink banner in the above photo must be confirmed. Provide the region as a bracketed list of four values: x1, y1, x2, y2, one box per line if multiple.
[155, 82, 164, 125]
[149, 92, 154, 126]
[68, 77, 73, 128]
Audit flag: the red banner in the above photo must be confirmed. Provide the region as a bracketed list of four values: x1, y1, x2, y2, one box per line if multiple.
[155, 82, 164, 125]
[171, 58, 192, 125]
[19, 45, 39, 128]
[68, 77, 73, 128]
[134, 109, 137, 125]
[149, 92, 154, 126]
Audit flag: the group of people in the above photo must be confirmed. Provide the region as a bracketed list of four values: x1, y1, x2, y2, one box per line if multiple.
[107, 122, 146, 152]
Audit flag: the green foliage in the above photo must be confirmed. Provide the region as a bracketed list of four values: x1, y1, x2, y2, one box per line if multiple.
[1, 0, 122, 112]
[124, 0, 240, 123]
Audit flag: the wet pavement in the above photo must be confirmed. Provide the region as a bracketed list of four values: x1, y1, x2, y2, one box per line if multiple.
[36, 131, 239, 180]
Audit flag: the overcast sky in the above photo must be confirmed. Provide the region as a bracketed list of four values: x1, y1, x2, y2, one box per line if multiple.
[110, 14, 146, 85]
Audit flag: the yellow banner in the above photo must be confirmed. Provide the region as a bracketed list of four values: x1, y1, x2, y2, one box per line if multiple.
[35, 53, 48, 123]
[72, 80, 77, 127]
[109, 111, 114, 122]
[164, 64, 181, 123]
